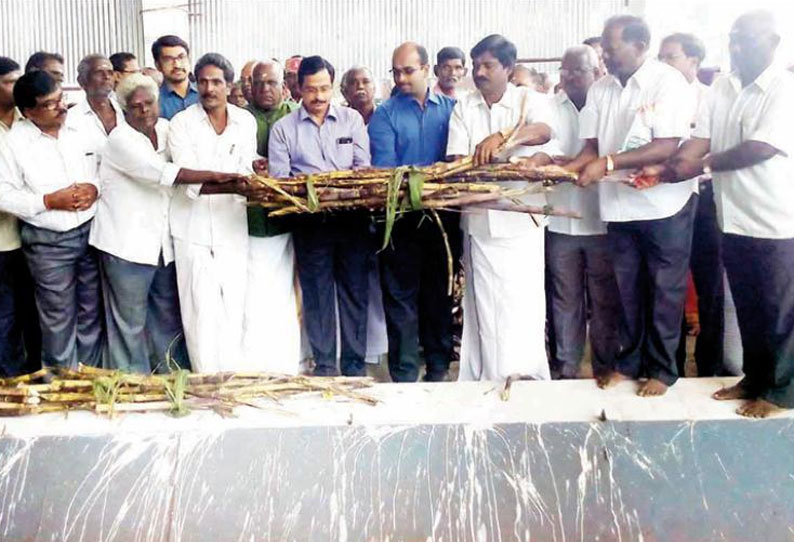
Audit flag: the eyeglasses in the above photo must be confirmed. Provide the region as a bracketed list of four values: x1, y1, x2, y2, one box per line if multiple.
[117, 68, 142, 74]
[558, 67, 590, 77]
[160, 53, 188, 65]
[37, 95, 66, 111]
[390, 66, 424, 77]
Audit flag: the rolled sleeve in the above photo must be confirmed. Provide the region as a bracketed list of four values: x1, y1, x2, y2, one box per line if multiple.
[0, 146, 47, 219]
[104, 130, 180, 188]
[446, 102, 470, 157]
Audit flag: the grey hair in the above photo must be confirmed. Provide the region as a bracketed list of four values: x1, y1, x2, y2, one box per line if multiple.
[76, 54, 108, 84]
[341, 65, 373, 89]
[116, 72, 159, 110]
[253, 60, 284, 83]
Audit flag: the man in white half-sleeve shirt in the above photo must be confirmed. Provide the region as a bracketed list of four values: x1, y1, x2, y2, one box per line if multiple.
[167, 53, 258, 372]
[0, 71, 103, 368]
[526, 45, 622, 380]
[646, 11, 794, 418]
[90, 72, 246, 374]
[658, 32, 727, 379]
[446, 34, 556, 383]
[565, 15, 695, 397]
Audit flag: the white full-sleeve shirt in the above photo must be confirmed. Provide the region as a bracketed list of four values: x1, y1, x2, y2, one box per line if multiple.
[0, 108, 23, 251]
[446, 83, 557, 239]
[65, 97, 125, 179]
[167, 103, 257, 248]
[89, 119, 180, 265]
[546, 91, 606, 236]
[693, 66, 794, 239]
[0, 119, 98, 232]
[579, 59, 696, 222]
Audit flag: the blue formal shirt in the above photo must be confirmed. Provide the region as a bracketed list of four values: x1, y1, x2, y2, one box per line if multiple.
[268, 104, 370, 177]
[367, 90, 456, 167]
[159, 81, 199, 120]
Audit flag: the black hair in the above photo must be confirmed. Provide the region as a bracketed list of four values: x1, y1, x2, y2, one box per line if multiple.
[605, 15, 651, 47]
[151, 35, 190, 63]
[0, 57, 20, 77]
[13, 71, 58, 112]
[194, 53, 235, 84]
[297, 56, 335, 87]
[661, 33, 706, 64]
[470, 34, 517, 68]
[416, 45, 429, 66]
[109, 52, 137, 72]
[582, 36, 602, 47]
[24, 51, 64, 73]
[436, 46, 466, 66]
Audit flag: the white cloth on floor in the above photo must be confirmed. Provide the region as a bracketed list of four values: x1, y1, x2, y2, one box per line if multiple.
[242, 234, 301, 374]
[458, 228, 550, 382]
[174, 238, 248, 372]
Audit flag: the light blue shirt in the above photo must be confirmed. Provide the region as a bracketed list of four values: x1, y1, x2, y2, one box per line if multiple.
[268, 104, 370, 178]
[368, 90, 455, 167]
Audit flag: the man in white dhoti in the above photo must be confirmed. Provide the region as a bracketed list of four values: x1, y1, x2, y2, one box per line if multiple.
[445, 34, 556, 382]
[167, 53, 258, 372]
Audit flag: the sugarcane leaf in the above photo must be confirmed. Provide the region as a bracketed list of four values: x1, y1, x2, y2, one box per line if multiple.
[381, 166, 408, 251]
[305, 176, 320, 212]
[406, 169, 425, 211]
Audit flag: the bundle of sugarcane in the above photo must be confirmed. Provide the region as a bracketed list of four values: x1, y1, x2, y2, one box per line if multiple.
[0, 365, 378, 418]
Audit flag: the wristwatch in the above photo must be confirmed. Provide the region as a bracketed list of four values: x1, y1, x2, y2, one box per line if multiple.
[702, 155, 712, 175]
[605, 154, 616, 173]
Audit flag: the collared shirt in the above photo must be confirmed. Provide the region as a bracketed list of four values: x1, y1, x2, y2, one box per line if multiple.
[0, 119, 98, 232]
[90, 119, 180, 265]
[159, 81, 199, 120]
[433, 82, 471, 101]
[368, 89, 455, 167]
[65, 97, 126, 179]
[245, 100, 299, 237]
[167, 103, 258, 248]
[268, 104, 371, 178]
[0, 108, 23, 251]
[446, 83, 556, 239]
[547, 91, 606, 236]
[580, 59, 695, 223]
[693, 66, 794, 239]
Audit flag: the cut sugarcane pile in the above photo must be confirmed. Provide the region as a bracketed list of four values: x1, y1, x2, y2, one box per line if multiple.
[246, 159, 579, 218]
[0, 365, 378, 418]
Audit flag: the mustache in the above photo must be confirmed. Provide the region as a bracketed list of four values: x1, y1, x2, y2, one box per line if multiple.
[309, 100, 327, 105]
[474, 76, 489, 84]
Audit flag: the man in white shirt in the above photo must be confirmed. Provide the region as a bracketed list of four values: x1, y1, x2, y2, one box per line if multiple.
[167, 53, 258, 372]
[0, 56, 40, 375]
[0, 71, 103, 368]
[658, 33, 727, 378]
[446, 34, 555, 382]
[91, 73, 245, 373]
[647, 11, 794, 417]
[565, 16, 695, 396]
[66, 55, 125, 179]
[526, 46, 621, 379]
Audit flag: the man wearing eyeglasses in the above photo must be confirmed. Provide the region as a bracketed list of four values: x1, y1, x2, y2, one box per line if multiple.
[0, 71, 103, 368]
[433, 46, 468, 99]
[153, 35, 198, 120]
[526, 46, 621, 380]
[368, 42, 457, 383]
[109, 52, 141, 90]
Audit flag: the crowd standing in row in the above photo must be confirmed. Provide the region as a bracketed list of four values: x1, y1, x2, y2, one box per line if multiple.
[0, 10, 792, 418]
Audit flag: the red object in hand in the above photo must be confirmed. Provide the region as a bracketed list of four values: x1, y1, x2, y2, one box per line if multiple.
[631, 173, 661, 190]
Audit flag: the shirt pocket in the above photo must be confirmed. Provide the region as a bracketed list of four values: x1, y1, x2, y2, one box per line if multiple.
[621, 104, 654, 151]
[335, 138, 355, 169]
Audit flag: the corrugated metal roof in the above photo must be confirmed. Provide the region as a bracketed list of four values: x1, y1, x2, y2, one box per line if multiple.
[187, 0, 631, 89]
[0, 0, 145, 85]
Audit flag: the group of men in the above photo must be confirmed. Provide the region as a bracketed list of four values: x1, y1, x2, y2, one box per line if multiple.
[1, 9, 792, 419]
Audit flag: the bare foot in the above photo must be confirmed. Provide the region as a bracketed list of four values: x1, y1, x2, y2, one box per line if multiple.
[712, 382, 752, 401]
[736, 399, 786, 419]
[637, 378, 668, 397]
[596, 371, 629, 389]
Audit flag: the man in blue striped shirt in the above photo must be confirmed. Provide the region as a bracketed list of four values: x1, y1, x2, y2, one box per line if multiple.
[368, 42, 457, 382]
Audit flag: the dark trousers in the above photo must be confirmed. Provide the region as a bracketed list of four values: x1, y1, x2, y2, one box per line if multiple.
[0, 248, 41, 376]
[294, 214, 370, 376]
[547, 231, 621, 378]
[379, 212, 458, 382]
[20, 221, 104, 368]
[723, 234, 794, 408]
[676, 181, 725, 376]
[100, 251, 187, 373]
[608, 195, 697, 386]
